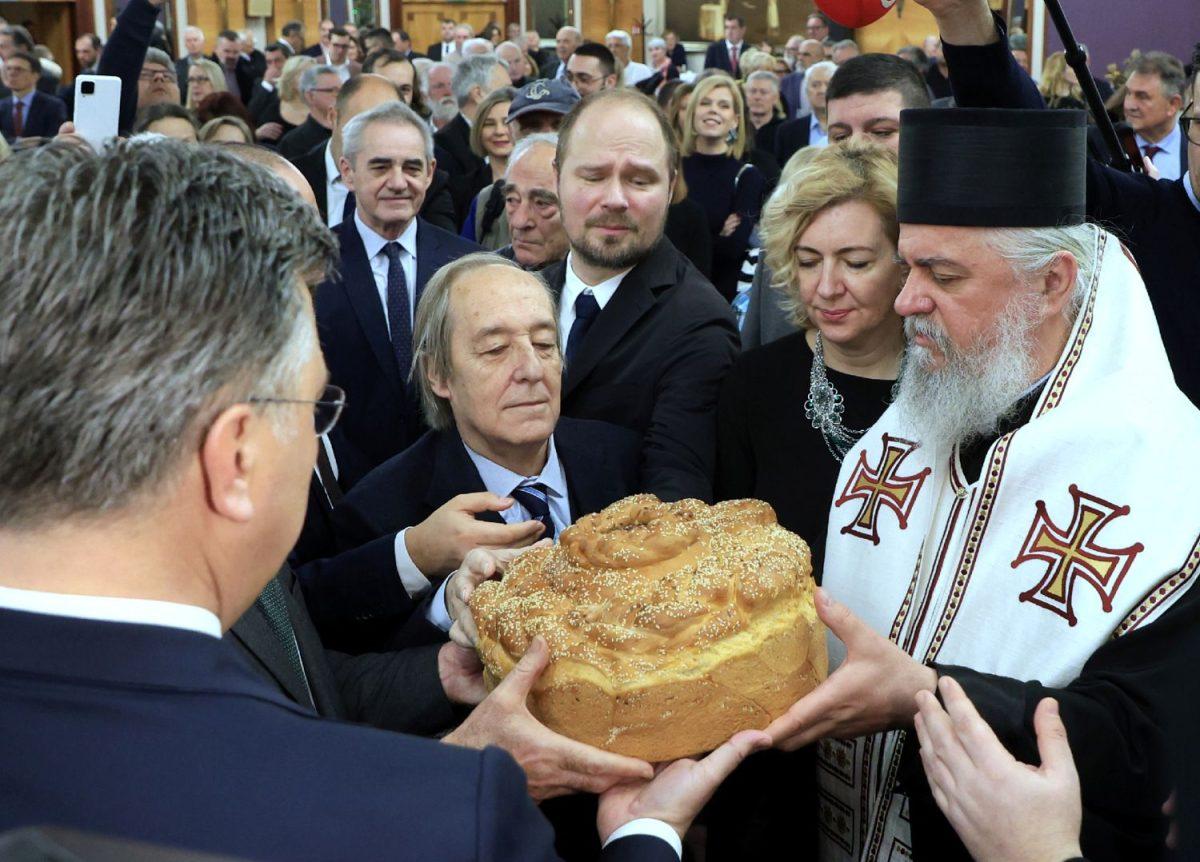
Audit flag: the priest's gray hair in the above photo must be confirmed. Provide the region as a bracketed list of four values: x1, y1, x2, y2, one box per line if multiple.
[412, 253, 556, 431]
[984, 222, 1101, 323]
[0, 140, 336, 529]
[341, 100, 434, 166]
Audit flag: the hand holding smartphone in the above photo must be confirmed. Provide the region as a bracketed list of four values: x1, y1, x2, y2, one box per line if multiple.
[73, 75, 121, 153]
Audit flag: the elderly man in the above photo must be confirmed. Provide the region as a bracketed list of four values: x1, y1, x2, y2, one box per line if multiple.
[831, 38, 860, 65]
[550, 26, 582, 81]
[745, 70, 783, 155]
[434, 54, 508, 176]
[0, 139, 764, 860]
[496, 133, 569, 269]
[425, 60, 456, 128]
[542, 88, 739, 502]
[330, 252, 642, 631]
[767, 107, 1200, 861]
[451, 23, 474, 58]
[277, 64, 341, 160]
[780, 37, 825, 117]
[497, 40, 530, 87]
[605, 30, 651, 86]
[173, 25, 205, 101]
[303, 17, 334, 59]
[317, 102, 480, 487]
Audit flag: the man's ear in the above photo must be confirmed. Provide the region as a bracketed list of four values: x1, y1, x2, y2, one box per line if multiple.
[201, 404, 259, 523]
[1040, 251, 1081, 319]
[429, 366, 452, 401]
[338, 154, 355, 192]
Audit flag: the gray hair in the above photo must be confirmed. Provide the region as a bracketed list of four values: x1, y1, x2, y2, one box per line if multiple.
[605, 30, 632, 48]
[746, 69, 780, 89]
[184, 26, 204, 39]
[985, 222, 1101, 323]
[423, 60, 452, 95]
[299, 63, 338, 93]
[506, 131, 558, 175]
[1127, 51, 1187, 100]
[342, 100, 434, 166]
[0, 141, 335, 528]
[461, 37, 495, 58]
[143, 47, 173, 70]
[807, 59, 838, 80]
[647, 37, 666, 51]
[412, 253, 555, 430]
[496, 41, 523, 62]
[453, 54, 502, 107]
[833, 39, 860, 52]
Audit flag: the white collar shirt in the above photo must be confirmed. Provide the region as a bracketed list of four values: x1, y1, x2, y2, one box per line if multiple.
[557, 252, 632, 341]
[810, 112, 828, 148]
[355, 210, 418, 331]
[0, 584, 221, 639]
[1137, 124, 1183, 181]
[324, 141, 348, 228]
[464, 435, 572, 533]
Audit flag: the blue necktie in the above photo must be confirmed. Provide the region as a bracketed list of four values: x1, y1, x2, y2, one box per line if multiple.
[565, 291, 601, 366]
[383, 242, 412, 378]
[511, 480, 555, 541]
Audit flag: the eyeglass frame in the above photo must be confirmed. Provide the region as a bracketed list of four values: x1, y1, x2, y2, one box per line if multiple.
[1181, 103, 1200, 147]
[248, 383, 346, 436]
[139, 68, 178, 83]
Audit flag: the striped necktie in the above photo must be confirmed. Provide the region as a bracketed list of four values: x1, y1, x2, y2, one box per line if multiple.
[511, 480, 555, 541]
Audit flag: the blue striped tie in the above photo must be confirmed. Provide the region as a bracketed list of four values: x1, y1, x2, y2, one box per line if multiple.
[510, 480, 555, 541]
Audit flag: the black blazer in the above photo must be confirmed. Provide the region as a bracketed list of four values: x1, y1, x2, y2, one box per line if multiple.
[229, 565, 457, 735]
[434, 113, 482, 174]
[703, 41, 743, 75]
[277, 114, 331, 161]
[315, 216, 482, 487]
[206, 53, 257, 105]
[0, 91, 67, 142]
[427, 43, 447, 62]
[542, 239, 740, 503]
[0, 607, 675, 861]
[773, 113, 813, 167]
[313, 418, 641, 648]
[292, 139, 458, 232]
[246, 78, 278, 125]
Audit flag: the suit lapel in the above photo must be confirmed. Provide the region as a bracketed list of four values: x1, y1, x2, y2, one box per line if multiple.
[414, 220, 442, 307]
[227, 592, 313, 709]
[338, 216, 404, 396]
[424, 427, 505, 525]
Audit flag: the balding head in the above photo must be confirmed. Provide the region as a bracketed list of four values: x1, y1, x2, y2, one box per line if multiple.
[332, 73, 403, 160]
[219, 142, 319, 209]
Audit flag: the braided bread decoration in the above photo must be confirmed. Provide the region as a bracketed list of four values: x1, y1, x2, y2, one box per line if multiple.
[469, 494, 826, 761]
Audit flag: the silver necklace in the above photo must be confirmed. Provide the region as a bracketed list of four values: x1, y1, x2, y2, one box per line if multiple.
[805, 333, 899, 462]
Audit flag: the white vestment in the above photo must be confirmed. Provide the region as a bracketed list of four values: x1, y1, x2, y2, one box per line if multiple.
[818, 229, 1200, 860]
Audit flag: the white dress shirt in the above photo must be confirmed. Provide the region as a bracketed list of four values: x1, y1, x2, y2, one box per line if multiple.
[355, 210, 418, 332]
[558, 252, 633, 339]
[424, 436, 571, 631]
[329, 61, 353, 82]
[0, 584, 221, 639]
[622, 61, 654, 86]
[324, 141, 349, 228]
[1138, 124, 1183, 181]
[809, 113, 828, 149]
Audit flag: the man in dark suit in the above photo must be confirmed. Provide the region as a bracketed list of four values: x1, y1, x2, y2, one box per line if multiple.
[435, 54, 510, 221]
[173, 25, 206, 103]
[245, 40, 287, 126]
[303, 17, 334, 59]
[427, 18, 457, 62]
[0, 52, 66, 142]
[919, 0, 1200, 407]
[0, 134, 765, 862]
[316, 254, 640, 648]
[277, 64, 340, 160]
[543, 89, 739, 503]
[704, 14, 747, 77]
[316, 100, 482, 488]
[237, 30, 267, 81]
[213, 29, 256, 104]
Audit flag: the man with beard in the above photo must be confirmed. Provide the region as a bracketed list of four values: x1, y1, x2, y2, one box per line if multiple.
[767, 108, 1200, 861]
[541, 88, 739, 502]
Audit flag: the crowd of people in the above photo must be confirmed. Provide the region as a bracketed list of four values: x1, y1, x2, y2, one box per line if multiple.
[1, 0, 1199, 860]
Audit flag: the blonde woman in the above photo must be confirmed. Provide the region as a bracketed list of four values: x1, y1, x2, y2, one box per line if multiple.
[199, 115, 255, 144]
[681, 74, 766, 301]
[461, 86, 516, 248]
[1040, 51, 1086, 110]
[185, 58, 226, 112]
[275, 55, 317, 134]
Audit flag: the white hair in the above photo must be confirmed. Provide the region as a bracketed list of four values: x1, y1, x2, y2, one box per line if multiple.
[605, 30, 632, 48]
[647, 37, 666, 51]
[461, 37, 494, 57]
[506, 132, 558, 175]
[984, 223, 1100, 323]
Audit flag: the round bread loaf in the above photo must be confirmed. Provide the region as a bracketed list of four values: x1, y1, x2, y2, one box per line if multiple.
[468, 494, 827, 761]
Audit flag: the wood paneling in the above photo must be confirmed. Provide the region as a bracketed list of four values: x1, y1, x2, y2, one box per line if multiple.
[3, 1, 76, 79]
[267, 0, 321, 46]
[580, 0, 640, 44]
[398, 2, 507, 54]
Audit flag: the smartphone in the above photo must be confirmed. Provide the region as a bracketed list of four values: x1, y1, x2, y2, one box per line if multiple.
[73, 74, 121, 153]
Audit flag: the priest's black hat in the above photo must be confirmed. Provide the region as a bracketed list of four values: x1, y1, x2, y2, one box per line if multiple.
[897, 108, 1087, 227]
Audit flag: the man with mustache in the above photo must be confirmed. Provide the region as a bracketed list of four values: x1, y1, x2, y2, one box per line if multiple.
[541, 88, 739, 502]
[768, 108, 1200, 861]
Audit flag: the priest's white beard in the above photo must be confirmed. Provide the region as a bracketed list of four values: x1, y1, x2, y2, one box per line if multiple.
[895, 289, 1041, 454]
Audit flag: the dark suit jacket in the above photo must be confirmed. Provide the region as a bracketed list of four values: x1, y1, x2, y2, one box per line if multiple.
[942, 20, 1200, 409]
[315, 216, 482, 487]
[302, 43, 325, 59]
[427, 43, 447, 62]
[229, 565, 457, 735]
[780, 69, 805, 119]
[207, 54, 257, 105]
[173, 56, 195, 103]
[292, 139, 457, 232]
[543, 239, 740, 503]
[773, 113, 813, 167]
[703, 41, 743, 76]
[277, 114, 331, 161]
[0, 91, 67, 142]
[0, 607, 673, 861]
[435, 113, 482, 172]
[246, 78, 278, 125]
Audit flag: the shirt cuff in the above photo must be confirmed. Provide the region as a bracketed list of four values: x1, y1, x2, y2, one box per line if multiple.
[395, 528, 432, 598]
[602, 819, 682, 859]
[426, 575, 454, 632]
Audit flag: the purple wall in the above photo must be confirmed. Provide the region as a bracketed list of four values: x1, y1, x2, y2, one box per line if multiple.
[1044, 0, 1200, 74]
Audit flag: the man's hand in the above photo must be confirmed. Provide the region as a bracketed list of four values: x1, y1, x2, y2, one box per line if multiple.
[256, 122, 284, 142]
[913, 677, 1082, 862]
[766, 588, 937, 751]
[597, 729, 770, 842]
[405, 492, 545, 578]
[437, 641, 488, 705]
[911, 0, 997, 46]
[720, 213, 741, 237]
[443, 637, 655, 800]
[446, 545, 549, 648]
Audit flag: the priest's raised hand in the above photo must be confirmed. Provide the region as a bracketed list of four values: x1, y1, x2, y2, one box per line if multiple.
[766, 588, 938, 750]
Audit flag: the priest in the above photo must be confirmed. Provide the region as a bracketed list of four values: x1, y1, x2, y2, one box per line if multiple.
[766, 108, 1200, 861]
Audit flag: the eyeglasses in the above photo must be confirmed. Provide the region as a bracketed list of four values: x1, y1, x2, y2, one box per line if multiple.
[1182, 105, 1199, 146]
[139, 69, 178, 83]
[308, 86, 341, 94]
[249, 383, 346, 436]
[564, 71, 599, 85]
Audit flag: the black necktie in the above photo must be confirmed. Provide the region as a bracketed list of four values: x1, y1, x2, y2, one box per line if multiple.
[256, 578, 315, 708]
[511, 481, 556, 541]
[565, 291, 601, 366]
[383, 242, 412, 379]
